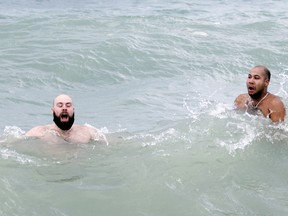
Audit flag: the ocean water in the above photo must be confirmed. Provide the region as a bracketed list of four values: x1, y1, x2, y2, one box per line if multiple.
[1, 0, 288, 215]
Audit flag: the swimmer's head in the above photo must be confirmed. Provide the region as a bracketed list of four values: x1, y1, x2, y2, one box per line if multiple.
[246, 66, 270, 99]
[52, 94, 75, 130]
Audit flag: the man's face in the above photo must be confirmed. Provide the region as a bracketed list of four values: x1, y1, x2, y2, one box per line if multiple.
[246, 67, 269, 98]
[52, 95, 75, 130]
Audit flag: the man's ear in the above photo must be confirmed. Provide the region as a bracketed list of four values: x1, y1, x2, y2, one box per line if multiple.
[51, 107, 54, 114]
[265, 79, 270, 87]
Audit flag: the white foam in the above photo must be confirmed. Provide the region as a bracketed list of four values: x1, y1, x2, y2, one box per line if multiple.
[0, 148, 37, 165]
[3, 126, 26, 139]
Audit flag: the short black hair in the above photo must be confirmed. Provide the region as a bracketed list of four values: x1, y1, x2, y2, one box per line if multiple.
[255, 65, 271, 80]
[263, 67, 271, 80]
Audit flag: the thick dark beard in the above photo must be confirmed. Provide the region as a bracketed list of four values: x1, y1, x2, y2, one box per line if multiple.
[53, 112, 75, 131]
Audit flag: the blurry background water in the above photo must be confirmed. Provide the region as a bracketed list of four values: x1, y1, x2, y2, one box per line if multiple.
[1, 0, 288, 215]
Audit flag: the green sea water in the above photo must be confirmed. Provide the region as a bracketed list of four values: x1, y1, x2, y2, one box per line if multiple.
[1, 0, 288, 215]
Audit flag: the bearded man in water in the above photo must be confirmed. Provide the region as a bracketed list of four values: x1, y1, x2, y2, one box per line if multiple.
[234, 65, 286, 123]
[26, 94, 107, 144]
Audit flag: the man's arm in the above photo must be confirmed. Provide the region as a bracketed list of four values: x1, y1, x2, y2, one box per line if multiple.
[269, 98, 286, 123]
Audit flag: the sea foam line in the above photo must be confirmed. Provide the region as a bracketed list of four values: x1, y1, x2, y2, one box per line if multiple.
[0, 148, 37, 165]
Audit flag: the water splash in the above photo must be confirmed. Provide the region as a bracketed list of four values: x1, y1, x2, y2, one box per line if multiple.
[0, 126, 26, 143]
[277, 69, 288, 98]
[124, 127, 177, 147]
[183, 93, 288, 154]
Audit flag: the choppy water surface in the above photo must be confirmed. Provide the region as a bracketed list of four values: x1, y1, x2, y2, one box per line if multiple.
[1, 0, 288, 215]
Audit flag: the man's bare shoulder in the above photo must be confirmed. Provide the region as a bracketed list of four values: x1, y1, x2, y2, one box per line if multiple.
[269, 94, 285, 107]
[26, 124, 54, 137]
[234, 93, 249, 108]
[262, 93, 286, 122]
[269, 94, 286, 113]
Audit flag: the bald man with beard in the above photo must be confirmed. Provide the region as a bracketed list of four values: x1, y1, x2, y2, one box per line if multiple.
[26, 94, 108, 144]
[234, 66, 286, 123]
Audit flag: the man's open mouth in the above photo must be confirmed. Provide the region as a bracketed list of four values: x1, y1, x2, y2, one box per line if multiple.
[60, 113, 69, 122]
[248, 86, 255, 93]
